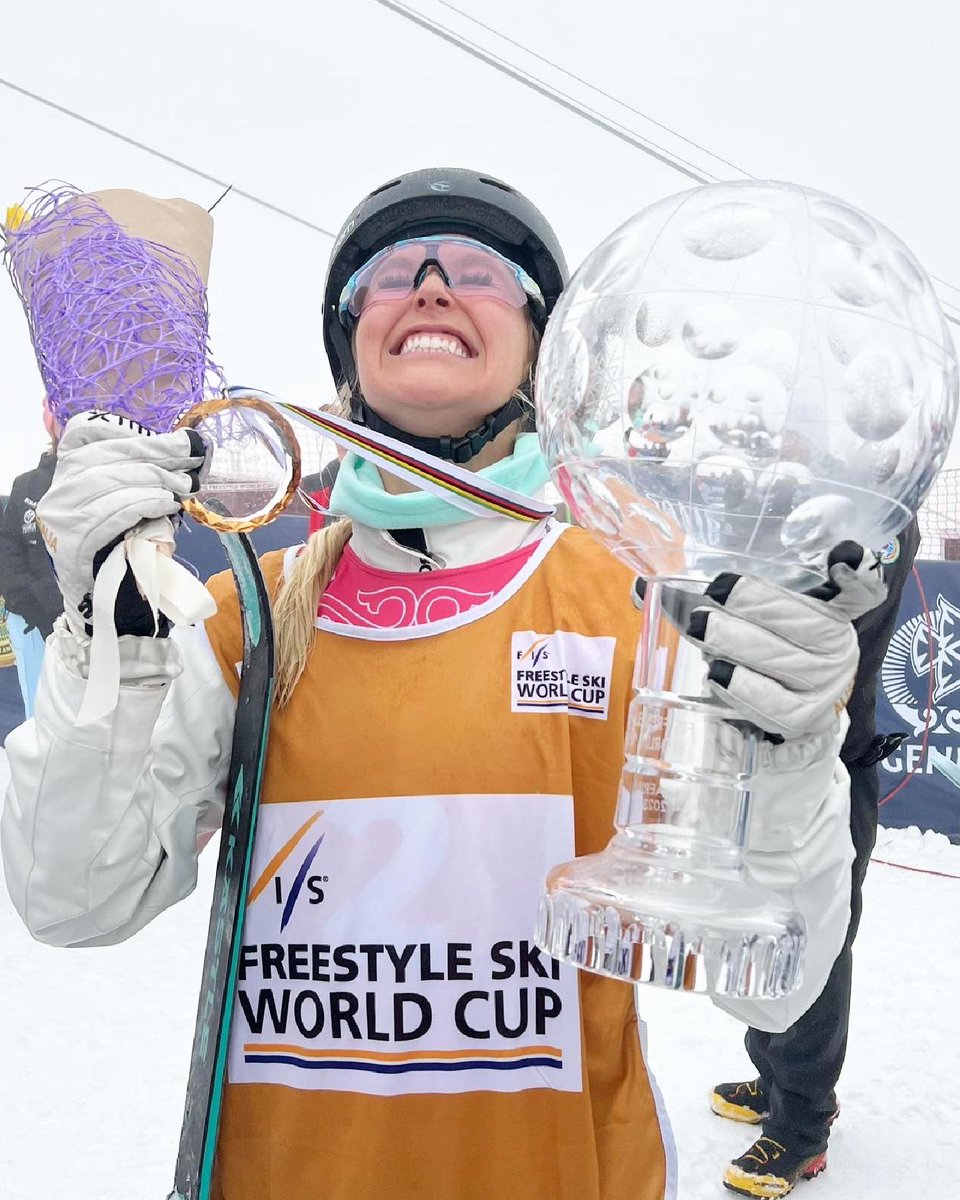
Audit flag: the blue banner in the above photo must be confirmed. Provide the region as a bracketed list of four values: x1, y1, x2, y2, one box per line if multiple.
[171, 513, 309, 583]
[877, 559, 960, 840]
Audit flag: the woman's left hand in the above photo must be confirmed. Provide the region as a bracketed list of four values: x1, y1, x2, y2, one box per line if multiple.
[685, 542, 887, 741]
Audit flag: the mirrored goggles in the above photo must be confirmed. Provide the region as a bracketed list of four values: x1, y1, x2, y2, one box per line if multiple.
[338, 235, 545, 324]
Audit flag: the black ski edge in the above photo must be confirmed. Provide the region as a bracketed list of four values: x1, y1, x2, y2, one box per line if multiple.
[169, 531, 275, 1200]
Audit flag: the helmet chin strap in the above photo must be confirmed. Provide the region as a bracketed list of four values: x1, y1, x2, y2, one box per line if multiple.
[351, 394, 527, 465]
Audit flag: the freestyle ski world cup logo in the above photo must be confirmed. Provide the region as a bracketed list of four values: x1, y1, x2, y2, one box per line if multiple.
[230, 793, 583, 1097]
[510, 630, 615, 720]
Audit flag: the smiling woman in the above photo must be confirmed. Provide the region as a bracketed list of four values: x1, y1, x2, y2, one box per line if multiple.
[2, 165, 881, 1200]
[322, 168, 566, 456]
[351, 242, 534, 439]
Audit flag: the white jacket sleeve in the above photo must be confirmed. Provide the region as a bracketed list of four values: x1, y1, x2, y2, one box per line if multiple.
[1, 617, 236, 947]
[711, 718, 854, 1033]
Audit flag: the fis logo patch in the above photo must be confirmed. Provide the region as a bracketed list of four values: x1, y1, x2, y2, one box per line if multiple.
[511, 630, 615, 720]
[880, 538, 900, 565]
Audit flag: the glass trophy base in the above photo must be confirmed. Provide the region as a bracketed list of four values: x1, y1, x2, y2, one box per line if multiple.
[536, 838, 805, 999]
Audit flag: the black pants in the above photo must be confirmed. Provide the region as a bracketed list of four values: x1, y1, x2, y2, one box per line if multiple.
[744, 761, 879, 1156]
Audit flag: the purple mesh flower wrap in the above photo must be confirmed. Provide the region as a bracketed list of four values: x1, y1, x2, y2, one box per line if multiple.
[3, 185, 224, 431]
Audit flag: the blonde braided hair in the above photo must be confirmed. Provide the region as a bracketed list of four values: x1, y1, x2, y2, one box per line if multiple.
[273, 349, 538, 706]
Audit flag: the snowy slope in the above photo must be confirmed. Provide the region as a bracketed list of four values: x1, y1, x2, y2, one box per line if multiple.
[2, 746, 958, 1199]
[638, 832, 960, 1199]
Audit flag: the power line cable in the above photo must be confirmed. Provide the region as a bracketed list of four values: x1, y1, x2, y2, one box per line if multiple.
[371, 0, 716, 184]
[0, 75, 337, 239]
[435, 0, 960, 316]
[372, 0, 960, 327]
[433, 0, 753, 179]
[2, 61, 958, 329]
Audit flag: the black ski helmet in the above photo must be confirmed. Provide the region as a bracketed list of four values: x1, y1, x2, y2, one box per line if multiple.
[322, 166, 569, 391]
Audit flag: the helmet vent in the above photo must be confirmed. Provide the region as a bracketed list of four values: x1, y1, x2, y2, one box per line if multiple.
[478, 177, 515, 194]
[368, 178, 403, 198]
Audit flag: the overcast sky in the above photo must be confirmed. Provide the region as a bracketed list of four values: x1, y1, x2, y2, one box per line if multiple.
[1, 5, 957, 1194]
[1, 0, 957, 491]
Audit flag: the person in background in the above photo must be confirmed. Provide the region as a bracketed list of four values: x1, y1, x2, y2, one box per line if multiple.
[710, 519, 920, 1198]
[0, 397, 63, 718]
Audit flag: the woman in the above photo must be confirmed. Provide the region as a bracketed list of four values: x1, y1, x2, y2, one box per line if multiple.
[1, 169, 876, 1200]
[0, 396, 64, 717]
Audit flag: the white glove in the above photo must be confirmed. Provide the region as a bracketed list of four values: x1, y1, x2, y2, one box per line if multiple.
[36, 410, 217, 723]
[685, 542, 887, 740]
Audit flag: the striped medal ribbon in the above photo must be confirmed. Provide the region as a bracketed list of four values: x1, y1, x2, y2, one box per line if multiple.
[224, 387, 555, 525]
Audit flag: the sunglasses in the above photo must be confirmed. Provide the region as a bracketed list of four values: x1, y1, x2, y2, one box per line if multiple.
[338, 235, 545, 324]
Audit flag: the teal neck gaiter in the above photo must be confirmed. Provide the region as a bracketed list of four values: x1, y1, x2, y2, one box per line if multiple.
[328, 432, 550, 531]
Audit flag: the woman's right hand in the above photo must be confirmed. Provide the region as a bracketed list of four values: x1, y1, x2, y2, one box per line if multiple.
[36, 410, 207, 636]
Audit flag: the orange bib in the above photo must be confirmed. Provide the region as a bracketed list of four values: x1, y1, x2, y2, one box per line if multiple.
[203, 526, 672, 1200]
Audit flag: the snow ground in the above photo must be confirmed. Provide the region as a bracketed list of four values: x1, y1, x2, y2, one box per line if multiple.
[2, 748, 958, 1200]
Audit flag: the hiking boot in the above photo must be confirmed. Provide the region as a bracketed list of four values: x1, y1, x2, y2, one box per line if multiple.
[710, 1079, 840, 1128]
[723, 1135, 827, 1198]
[710, 1078, 769, 1124]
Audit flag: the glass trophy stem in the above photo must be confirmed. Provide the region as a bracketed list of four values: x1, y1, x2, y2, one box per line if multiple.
[537, 578, 806, 999]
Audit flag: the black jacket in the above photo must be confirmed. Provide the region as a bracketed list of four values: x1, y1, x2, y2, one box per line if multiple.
[0, 452, 63, 638]
[841, 517, 921, 766]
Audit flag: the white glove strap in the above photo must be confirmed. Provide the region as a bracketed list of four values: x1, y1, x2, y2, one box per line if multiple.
[76, 518, 217, 725]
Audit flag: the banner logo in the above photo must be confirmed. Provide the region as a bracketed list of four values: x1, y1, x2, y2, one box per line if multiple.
[881, 593, 960, 736]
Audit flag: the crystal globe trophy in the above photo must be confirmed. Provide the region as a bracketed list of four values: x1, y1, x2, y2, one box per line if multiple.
[535, 181, 958, 998]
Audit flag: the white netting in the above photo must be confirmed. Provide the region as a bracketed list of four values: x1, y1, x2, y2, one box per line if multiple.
[194, 403, 338, 521]
[918, 468, 960, 559]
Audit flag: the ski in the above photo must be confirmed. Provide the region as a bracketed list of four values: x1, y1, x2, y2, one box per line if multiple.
[168, 531, 275, 1200]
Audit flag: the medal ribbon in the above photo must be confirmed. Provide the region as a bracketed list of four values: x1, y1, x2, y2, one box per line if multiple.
[227, 389, 554, 525]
